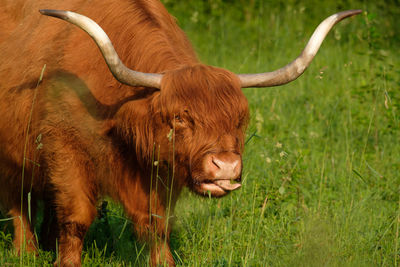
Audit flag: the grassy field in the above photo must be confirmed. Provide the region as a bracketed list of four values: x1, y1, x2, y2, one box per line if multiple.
[1, 0, 399, 266]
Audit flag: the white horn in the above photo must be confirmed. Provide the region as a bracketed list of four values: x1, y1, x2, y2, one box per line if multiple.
[238, 10, 362, 88]
[40, 9, 162, 89]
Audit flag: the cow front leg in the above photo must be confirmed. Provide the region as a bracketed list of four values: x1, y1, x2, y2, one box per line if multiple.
[49, 157, 98, 266]
[140, 215, 175, 266]
[150, 238, 175, 267]
[122, 201, 175, 266]
[53, 195, 97, 267]
[56, 221, 91, 266]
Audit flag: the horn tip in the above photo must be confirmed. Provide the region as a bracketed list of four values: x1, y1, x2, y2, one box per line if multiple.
[346, 9, 363, 17]
[39, 9, 54, 15]
[39, 9, 69, 20]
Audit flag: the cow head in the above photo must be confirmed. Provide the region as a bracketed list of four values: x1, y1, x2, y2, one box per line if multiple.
[40, 9, 362, 197]
[156, 64, 248, 197]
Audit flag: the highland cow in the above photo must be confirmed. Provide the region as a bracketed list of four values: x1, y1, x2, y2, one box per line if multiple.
[0, 1, 360, 266]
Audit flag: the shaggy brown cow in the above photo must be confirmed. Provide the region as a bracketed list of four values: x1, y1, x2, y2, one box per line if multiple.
[0, 0, 360, 266]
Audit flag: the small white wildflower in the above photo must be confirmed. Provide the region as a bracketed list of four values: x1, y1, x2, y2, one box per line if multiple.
[190, 11, 199, 23]
[153, 161, 159, 166]
[279, 151, 287, 158]
[275, 142, 282, 148]
[278, 186, 285, 195]
[266, 157, 272, 164]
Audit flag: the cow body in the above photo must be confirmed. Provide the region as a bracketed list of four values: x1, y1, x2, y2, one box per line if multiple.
[0, 0, 248, 266]
[0, 0, 362, 265]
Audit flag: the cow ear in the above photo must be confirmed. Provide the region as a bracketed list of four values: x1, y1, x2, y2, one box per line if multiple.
[134, 117, 155, 165]
[114, 99, 153, 154]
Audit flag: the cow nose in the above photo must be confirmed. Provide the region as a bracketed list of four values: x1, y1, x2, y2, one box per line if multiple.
[207, 153, 241, 180]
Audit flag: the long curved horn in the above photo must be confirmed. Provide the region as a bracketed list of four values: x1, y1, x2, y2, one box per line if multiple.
[238, 9, 362, 88]
[39, 9, 162, 89]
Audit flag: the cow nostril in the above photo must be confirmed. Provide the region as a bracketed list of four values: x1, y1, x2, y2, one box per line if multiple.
[211, 157, 221, 169]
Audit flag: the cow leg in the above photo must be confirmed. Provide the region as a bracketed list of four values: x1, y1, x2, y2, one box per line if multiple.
[150, 239, 174, 267]
[135, 222, 174, 267]
[120, 200, 174, 266]
[119, 191, 175, 266]
[9, 202, 37, 253]
[53, 187, 97, 267]
[138, 215, 175, 266]
[48, 155, 98, 267]
[53, 192, 97, 267]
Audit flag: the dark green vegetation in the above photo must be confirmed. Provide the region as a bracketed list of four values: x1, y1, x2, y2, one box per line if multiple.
[1, 0, 399, 266]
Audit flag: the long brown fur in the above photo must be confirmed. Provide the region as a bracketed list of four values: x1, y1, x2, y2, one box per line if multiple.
[0, 0, 249, 266]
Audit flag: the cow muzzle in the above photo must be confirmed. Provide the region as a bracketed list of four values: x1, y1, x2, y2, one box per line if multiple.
[195, 152, 242, 197]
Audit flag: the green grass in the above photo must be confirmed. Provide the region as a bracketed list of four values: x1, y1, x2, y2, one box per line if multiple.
[1, 0, 399, 266]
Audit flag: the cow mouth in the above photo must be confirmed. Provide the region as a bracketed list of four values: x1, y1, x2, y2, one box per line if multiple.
[195, 179, 241, 197]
